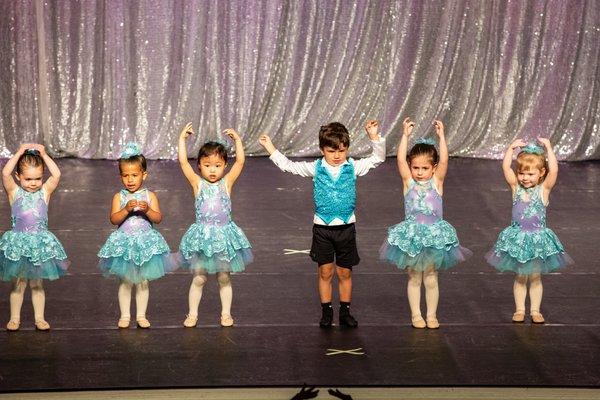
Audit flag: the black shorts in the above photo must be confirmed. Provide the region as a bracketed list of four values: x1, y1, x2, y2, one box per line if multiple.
[310, 223, 360, 269]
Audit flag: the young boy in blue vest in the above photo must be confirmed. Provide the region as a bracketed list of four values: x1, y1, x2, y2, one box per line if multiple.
[259, 121, 385, 327]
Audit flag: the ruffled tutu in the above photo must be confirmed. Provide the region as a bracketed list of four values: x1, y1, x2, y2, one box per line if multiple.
[98, 229, 176, 283]
[0, 230, 69, 281]
[178, 222, 253, 274]
[486, 225, 573, 274]
[380, 219, 471, 271]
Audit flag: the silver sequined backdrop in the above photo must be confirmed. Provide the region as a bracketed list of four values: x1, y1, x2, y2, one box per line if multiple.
[1, 0, 599, 160]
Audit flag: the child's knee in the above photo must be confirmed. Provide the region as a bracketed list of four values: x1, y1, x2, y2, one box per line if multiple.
[192, 274, 208, 287]
[217, 272, 231, 287]
[336, 267, 352, 281]
[29, 279, 43, 290]
[136, 280, 149, 291]
[319, 267, 334, 281]
[13, 279, 27, 292]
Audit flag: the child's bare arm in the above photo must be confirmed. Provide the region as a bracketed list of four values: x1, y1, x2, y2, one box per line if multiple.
[224, 128, 245, 191]
[503, 139, 525, 189]
[139, 191, 162, 224]
[397, 118, 413, 183]
[178, 123, 200, 190]
[35, 145, 61, 199]
[433, 120, 448, 182]
[539, 137, 558, 192]
[2, 144, 30, 199]
[109, 193, 135, 226]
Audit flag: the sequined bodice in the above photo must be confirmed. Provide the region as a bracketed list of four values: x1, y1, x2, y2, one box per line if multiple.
[404, 179, 443, 224]
[119, 188, 152, 233]
[511, 185, 546, 231]
[195, 180, 231, 226]
[11, 188, 48, 232]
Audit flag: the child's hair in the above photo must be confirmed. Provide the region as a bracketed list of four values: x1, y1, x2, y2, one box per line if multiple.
[16, 150, 45, 174]
[118, 154, 147, 173]
[407, 143, 439, 165]
[319, 122, 350, 150]
[516, 152, 547, 180]
[197, 141, 228, 164]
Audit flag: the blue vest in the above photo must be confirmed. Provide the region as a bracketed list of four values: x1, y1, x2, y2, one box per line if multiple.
[313, 158, 356, 224]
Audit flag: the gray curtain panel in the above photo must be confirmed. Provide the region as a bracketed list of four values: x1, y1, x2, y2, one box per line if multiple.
[1, 0, 598, 160]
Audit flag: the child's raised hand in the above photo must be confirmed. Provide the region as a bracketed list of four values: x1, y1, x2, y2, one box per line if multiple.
[180, 123, 194, 140]
[125, 200, 138, 213]
[364, 119, 380, 139]
[537, 137, 551, 148]
[258, 134, 276, 155]
[223, 128, 241, 142]
[433, 120, 444, 137]
[510, 139, 527, 149]
[403, 117, 415, 136]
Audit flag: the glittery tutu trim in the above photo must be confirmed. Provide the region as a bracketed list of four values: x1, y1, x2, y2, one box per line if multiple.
[98, 228, 171, 266]
[177, 248, 253, 274]
[489, 226, 570, 265]
[98, 252, 177, 283]
[0, 230, 68, 266]
[178, 222, 252, 273]
[485, 250, 573, 274]
[380, 241, 471, 271]
[0, 255, 69, 281]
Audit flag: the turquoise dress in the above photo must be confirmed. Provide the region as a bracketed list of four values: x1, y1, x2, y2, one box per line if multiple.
[380, 178, 471, 271]
[178, 179, 252, 274]
[0, 187, 69, 281]
[486, 185, 573, 274]
[98, 188, 175, 283]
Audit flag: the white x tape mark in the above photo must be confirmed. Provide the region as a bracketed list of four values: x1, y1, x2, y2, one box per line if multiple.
[325, 348, 365, 356]
[283, 248, 310, 255]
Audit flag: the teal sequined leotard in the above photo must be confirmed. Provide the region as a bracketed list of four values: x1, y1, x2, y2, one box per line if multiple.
[486, 185, 573, 274]
[380, 178, 471, 271]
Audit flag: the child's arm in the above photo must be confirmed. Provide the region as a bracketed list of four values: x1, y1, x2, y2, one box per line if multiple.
[109, 193, 137, 226]
[352, 119, 387, 176]
[178, 123, 201, 192]
[258, 134, 316, 177]
[36, 144, 61, 201]
[502, 139, 526, 190]
[433, 120, 448, 183]
[539, 137, 558, 193]
[1, 143, 31, 200]
[397, 117, 414, 184]
[137, 191, 162, 224]
[224, 128, 245, 193]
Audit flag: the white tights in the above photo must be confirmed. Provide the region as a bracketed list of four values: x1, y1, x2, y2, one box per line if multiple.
[407, 267, 439, 319]
[118, 280, 149, 320]
[513, 273, 543, 313]
[187, 272, 233, 317]
[9, 279, 46, 322]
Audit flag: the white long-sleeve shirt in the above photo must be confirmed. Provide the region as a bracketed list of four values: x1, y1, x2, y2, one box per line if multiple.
[269, 137, 386, 225]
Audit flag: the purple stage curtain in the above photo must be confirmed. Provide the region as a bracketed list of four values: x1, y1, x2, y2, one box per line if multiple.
[0, 1, 599, 160]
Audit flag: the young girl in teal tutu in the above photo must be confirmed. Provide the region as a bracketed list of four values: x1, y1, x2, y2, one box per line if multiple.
[177, 123, 252, 328]
[380, 118, 471, 329]
[0, 144, 69, 331]
[98, 143, 175, 329]
[486, 139, 573, 324]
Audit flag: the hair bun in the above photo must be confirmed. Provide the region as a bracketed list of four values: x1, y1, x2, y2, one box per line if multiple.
[120, 142, 142, 158]
[24, 149, 40, 156]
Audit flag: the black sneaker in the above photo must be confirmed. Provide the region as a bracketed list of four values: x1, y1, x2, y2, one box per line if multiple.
[339, 312, 358, 328]
[319, 307, 333, 328]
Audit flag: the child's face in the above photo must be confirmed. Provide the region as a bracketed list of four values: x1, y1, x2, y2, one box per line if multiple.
[120, 162, 147, 193]
[198, 154, 227, 183]
[517, 168, 544, 188]
[320, 145, 348, 167]
[409, 155, 437, 181]
[15, 165, 44, 193]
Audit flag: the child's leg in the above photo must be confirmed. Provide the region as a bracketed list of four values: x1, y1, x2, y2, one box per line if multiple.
[318, 263, 336, 303]
[513, 274, 528, 313]
[30, 279, 50, 330]
[336, 267, 352, 302]
[135, 280, 150, 320]
[529, 273, 544, 321]
[423, 267, 439, 320]
[8, 279, 27, 325]
[188, 272, 207, 318]
[118, 280, 133, 321]
[407, 268, 423, 320]
[217, 272, 233, 317]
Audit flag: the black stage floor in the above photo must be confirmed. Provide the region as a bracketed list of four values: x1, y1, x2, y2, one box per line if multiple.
[0, 157, 599, 392]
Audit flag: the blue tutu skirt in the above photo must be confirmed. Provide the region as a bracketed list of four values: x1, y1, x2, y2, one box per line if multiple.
[179, 222, 253, 274]
[98, 229, 176, 283]
[486, 226, 573, 274]
[380, 219, 471, 271]
[0, 230, 69, 281]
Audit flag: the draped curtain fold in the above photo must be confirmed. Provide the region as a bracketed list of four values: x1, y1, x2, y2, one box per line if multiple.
[1, 0, 598, 160]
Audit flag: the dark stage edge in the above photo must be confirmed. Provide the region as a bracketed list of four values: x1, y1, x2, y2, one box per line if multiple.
[0, 157, 599, 392]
